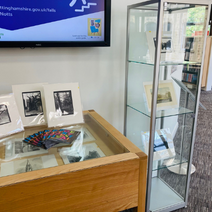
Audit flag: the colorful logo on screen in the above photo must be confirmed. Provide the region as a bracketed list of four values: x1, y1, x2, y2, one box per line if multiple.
[0, 0, 104, 30]
[88, 18, 101, 36]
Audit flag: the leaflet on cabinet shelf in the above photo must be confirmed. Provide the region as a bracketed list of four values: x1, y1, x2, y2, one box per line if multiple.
[143, 80, 178, 112]
[12, 83, 47, 127]
[141, 128, 175, 161]
[0, 94, 24, 139]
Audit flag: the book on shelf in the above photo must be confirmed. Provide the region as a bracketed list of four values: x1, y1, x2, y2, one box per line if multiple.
[188, 74, 192, 82]
[183, 64, 201, 73]
[192, 74, 197, 83]
[182, 73, 197, 84]
[186, 73, 189, 81]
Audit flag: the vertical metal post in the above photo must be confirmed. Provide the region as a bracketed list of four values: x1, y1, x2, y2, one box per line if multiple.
[124, 6, 131, 136]
[160, 65, 168, 130]
[178, 91, 189, 173]
[184, 3, 211, 205]
[158, 66, 167, 178]
[146, 1, 164, 211]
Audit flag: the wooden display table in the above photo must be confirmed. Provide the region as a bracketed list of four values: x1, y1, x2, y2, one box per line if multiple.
[0, 110, 147, 212]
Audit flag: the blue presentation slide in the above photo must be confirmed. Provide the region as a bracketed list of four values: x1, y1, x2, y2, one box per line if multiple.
[0, 0, 105, 41]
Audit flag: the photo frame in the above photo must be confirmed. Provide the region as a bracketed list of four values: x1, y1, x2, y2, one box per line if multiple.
[0, 154, 58, 177]
[153, 35, 172, 53]
[146, 31, 172, 62]
[59, 143, 105, 164]
[0, 94, 24, 139]
[12, 83, 47, 127]
[4, 138, 48, 160]
[144, 80, 178, 112]
[43, 83, 83, 127]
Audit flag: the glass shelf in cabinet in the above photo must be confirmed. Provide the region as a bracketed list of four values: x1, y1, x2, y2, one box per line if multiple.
[182, 81, 196, 85]
[128, 60, 201, 67]
[182, 71, 198, 74]
[152, 156, 188, 171]
[127, 103, 193, 119]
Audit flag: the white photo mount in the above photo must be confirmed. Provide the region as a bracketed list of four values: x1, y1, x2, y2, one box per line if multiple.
[44, 83, 84, 128]
[141, 128, 175, 161]
[143, 80, 178, 112]
[12, 83, 47, 127]
[0, 94, 24, 139]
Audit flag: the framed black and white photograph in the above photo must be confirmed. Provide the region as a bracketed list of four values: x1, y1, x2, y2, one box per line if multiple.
[22, 91, 43, 117]
[15, 157, 43, 174]
[153, 31, 172, 53]
[146, 31, 172, 63]
[54, 90, 74, 116]
[158, 36, 172, 53]
[0, 94, 24, 139]
[0, 154, 58, 177]
[59, 143, 105, 165]
[43, 83, 83, 127]
[0, 104, 11, 126]
[5, 139, 48, 160]
[12, 83, 47, 127]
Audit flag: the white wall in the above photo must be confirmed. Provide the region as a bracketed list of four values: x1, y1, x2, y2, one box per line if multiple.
[0, 0, 139, 133]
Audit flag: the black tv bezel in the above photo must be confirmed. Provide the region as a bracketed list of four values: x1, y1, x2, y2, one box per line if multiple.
[0, 0, 111, 48]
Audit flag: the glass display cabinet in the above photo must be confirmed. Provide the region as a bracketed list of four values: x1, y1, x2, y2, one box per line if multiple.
[0, 110, 147, 212]
[124, 0, 211, 212]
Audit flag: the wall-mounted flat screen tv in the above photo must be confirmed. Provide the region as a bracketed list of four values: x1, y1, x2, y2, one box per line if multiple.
[0, 0, 111, 47]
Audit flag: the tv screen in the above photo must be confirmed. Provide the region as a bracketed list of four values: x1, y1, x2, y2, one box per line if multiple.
[0, 0, 111, 47]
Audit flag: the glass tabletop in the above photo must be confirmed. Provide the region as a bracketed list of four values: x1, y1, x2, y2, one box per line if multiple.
[128, 59, 201, 67]
[0, 113, 128, 178]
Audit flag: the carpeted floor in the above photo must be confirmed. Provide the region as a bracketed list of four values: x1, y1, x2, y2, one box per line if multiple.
[122, 90, 212, 212]
[173, 90, 212, 212]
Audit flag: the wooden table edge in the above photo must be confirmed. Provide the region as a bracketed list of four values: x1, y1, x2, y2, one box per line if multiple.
[86, 110, 146, 155]
[0, 152, 140, 188]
